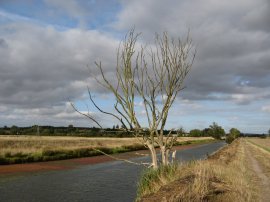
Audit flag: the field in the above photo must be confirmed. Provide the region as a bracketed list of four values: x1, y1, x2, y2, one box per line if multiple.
[138, 138, 270, 202]
[0, 135, 213, 164]
[247, 137, 270, 152]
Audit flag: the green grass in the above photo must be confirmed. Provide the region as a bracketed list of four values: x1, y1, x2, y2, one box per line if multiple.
[174, 138, 217, 146]
[0, 144, 146, 165]
[136, 163, 179, 201]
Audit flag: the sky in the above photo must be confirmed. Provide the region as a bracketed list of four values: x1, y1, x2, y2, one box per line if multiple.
[0, 0, 269, 133]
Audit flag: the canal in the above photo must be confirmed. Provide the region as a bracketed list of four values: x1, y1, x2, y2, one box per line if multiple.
[0, 141, 225, 202]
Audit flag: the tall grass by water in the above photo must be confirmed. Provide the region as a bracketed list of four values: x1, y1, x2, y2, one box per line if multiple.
[0, 136, 213, 164]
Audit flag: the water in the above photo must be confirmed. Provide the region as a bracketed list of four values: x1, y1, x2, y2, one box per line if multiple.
[0, 141, 225, 202]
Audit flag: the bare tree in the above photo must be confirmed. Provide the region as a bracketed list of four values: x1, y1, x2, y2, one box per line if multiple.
[76, 29, 195, 169]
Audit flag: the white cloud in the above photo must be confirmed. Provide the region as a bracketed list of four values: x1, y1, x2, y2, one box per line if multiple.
[262, 105, 270, 113]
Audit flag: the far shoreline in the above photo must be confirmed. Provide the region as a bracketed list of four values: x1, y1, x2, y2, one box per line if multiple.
[0, 140, 219, 175]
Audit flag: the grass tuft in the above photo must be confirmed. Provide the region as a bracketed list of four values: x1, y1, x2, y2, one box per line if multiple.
[137, 163, 179, 201]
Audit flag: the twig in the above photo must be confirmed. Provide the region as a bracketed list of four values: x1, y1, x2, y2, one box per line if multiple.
[93, 148, 149, 166]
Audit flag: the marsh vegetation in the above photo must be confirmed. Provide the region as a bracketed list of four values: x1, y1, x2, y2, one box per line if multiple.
[0, 136, 213, 164]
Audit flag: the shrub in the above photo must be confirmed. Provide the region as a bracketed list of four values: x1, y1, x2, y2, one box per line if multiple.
[226, 135, 235, 144]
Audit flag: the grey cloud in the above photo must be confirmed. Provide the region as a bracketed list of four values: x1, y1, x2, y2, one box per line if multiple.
[0, 38, 8, 48]
[0, 23, 119, 110]
[240, 0, 270, 32]
[1, 0, 270, 129]
[114, 0, 270, 105]
[0, 103, 103, 127]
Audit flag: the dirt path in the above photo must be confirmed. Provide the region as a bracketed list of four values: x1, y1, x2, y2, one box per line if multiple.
[246, 143, 270, 202]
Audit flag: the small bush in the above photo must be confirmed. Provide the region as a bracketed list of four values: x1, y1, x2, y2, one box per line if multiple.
[0, 156, 8, 164]
[42, 150, 57, 156]
[4, 152, 12, 158]
[226, 135, 235, 144]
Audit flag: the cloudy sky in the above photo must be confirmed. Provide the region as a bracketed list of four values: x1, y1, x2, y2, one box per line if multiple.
[0, 0, 269, 133]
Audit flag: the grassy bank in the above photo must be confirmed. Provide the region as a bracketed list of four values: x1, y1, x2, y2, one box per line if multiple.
[0, 136, 213, 165]
[137, 139, 257, 202]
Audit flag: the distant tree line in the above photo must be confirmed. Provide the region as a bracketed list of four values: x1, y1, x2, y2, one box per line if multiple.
[0, 125, 178, 137]
[0, 125, 122, 137]
[0, 122, 227, 139]
[3, 123, 265, 142]
[180, 122, 226, 140]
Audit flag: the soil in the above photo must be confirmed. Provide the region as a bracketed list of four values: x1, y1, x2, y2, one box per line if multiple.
[0, 144, 200, 175]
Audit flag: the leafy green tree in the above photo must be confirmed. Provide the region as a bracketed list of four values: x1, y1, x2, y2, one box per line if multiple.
[189, 129, 202, 137]
[68, 124, 75, 134]
[226, 128, 240, 144]
[208, 122, 225, 139]
[48, 127, 55, 135]
[225, 135, 235, 144]
[177, 127, 186, 137]
[202, 128, 211, 137]
[230, 128, 240, 139]
[10, 125, 19, 135]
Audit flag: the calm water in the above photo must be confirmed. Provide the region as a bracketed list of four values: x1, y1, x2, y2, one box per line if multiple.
[0, 141, 225, 202]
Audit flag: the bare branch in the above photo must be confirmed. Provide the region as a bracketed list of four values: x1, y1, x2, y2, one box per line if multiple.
[93, 148, 150, 167]
[87, 87, 128, 130]
[70, 102, 102, 128]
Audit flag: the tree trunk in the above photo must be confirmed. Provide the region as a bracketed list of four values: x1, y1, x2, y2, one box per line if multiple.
[161, 146, 168, 166]
[165, 149, 170, 165]
[148, 144, 158, 169]
[171, 150, 176, 163]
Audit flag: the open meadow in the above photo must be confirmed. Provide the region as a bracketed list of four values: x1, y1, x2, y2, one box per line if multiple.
[0, 135, 213, 164]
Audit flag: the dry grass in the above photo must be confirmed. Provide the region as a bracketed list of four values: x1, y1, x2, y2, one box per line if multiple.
[0, 135, 213, 157]
[246, 139, 270, 179]
[247, 137, 270, 152]
[244, 138, 270, 201]
[138, 139, 257, 202]
[0, 136, 141, 156]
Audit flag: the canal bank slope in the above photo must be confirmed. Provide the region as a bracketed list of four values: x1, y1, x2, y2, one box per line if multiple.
[138, 139, 262, 202]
